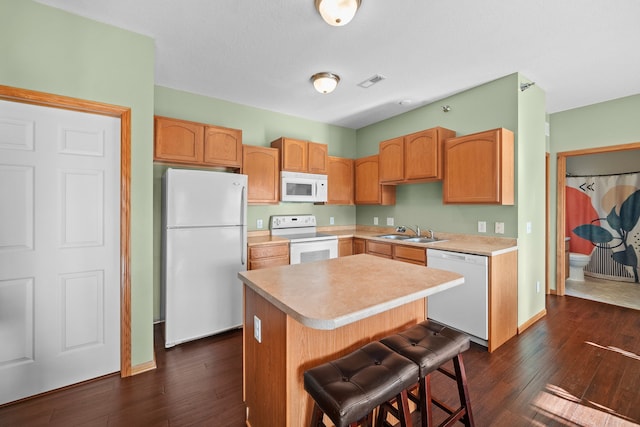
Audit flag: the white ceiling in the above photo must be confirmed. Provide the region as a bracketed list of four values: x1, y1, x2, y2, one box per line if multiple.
[35, 0, 640, 129]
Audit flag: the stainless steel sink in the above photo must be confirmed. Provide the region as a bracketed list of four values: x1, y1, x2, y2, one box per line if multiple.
[375, 234, 411, 240]
[403, 237, 447, 243]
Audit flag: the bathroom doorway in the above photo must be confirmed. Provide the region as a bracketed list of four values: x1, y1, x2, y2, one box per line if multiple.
[556, 143, 640, 305]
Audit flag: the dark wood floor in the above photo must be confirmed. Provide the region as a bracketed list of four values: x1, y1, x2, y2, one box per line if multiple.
[1, 295, 639, 426]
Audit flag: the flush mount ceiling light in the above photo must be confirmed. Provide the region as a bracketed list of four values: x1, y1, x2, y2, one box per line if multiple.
[315, 0, 361, 26]
[311, 72, 340, 94]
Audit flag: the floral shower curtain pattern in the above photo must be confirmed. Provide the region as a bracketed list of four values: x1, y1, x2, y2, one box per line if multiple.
[566, 172, 640, 283]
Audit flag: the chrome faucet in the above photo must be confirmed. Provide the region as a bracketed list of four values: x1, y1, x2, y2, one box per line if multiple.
[397, 225, 421, 237]
[427, 229, 435, 239]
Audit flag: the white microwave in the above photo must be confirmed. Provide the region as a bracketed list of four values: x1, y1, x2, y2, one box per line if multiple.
[280, 171, 328, 203]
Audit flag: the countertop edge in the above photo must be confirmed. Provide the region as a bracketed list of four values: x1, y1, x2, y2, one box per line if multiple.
[239, 270, 464, 330]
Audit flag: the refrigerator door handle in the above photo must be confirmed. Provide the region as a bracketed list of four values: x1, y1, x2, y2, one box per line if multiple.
[241, 185, 247, 266]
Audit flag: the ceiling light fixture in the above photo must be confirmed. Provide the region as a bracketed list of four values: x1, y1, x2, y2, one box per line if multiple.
[311, 72, 340, 94]
[315, 0, 362, 26]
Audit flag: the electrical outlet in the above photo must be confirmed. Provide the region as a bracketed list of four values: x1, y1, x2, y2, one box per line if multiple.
[329, 217, 334, 225]
[495, 222, 505, 234]
[373, 217, 379, 225]
[256, 219, 263, 229]
[478, 221, 487, 233]
[253, 315, 262, 343]
[387, 217, 394, 226]
[526, 222, 532, 234]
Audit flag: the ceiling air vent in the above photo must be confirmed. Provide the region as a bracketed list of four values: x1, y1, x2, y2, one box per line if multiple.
[358, 74, 386, 88]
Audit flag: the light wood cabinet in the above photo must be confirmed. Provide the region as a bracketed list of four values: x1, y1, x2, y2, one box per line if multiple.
[154, 116, 242, 168]
[379, 127, 456, 184]
[327, 156, 354, 205]
[338, 237, 353, 257]
[487, 250, 518, 352]
[354, 155, 396, 205]
[270, 137, 328, 174]
[366, 240, 393, 259]
[353, 238, 366, 254]
[242, 145, 279, 205]
[308, 142, 329, 174]
[248, 243, 289, 270]
[443, 128, 514, 205]
[393, 244, 426, 265]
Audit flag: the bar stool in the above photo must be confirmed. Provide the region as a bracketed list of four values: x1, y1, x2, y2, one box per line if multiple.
[380, 320, 474, 427]
[303, 341, 419, 427]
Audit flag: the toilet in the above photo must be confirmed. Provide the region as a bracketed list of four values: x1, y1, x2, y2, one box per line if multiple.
[569, 252, 591, 281]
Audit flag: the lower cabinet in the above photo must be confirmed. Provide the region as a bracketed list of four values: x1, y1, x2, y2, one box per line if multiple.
[353, 238, 366, 255]
[366, 241, 393, 259]
[365, 241, 427, 265]
[248, 243, 289, 270]
[338, 237, 353, 257]
[393, 244, 426, 265]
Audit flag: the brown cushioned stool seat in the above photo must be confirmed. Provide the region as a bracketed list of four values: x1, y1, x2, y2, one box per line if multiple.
[304, 341, 419, 427]
[380, 320, 474, 427]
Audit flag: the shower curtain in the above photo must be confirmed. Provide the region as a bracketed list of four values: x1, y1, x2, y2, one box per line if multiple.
[566, 172, 640, 283]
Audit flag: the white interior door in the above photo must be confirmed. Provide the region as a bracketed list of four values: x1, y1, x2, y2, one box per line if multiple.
[0, 100, 120, 405]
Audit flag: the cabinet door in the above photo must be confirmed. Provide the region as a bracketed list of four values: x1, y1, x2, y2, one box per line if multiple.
[308, 142, 328, 174]
[242, 145, 279, 204]
[353, 238, 366, 254]
[393, 244, 426, 265]
[203, 126, 242, 168]
[355, 155, 395, 205]
[154, 116, 204, 163]
[327, 156, 354, 205]
[404, 128, 443, 181]
[338, 238, 353, 257]
[379, 137, 404, 183]
[443, 128, 514, 205]
[271, 138, 308, 172]
[248, 244, 290, 270]
[366, 241, 393, 258]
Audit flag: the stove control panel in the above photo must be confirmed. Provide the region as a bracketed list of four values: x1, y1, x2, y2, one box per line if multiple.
[270, 215, 317, 230]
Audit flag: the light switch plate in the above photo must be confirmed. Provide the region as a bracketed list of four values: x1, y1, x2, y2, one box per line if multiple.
[257, 219, 263, 229]
[373, 217, 379, 225]
[254, 315, 262, 343]
[495, 222, 505, 234]
[526, 222, 532, 234]
[478, 221, 487, 233]
[387, 217, 394, 226]
[330, 217, 334, 225]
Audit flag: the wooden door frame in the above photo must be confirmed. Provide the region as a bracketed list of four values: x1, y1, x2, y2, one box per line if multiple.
[555, 141, 640, 296]
[0, 85, 133, 377]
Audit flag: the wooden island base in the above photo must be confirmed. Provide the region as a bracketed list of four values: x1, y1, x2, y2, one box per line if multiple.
[243, 286, 425, 427]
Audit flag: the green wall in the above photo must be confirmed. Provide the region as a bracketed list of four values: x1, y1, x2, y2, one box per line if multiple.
[548, 94, 640, 290]
[153, 86, 357, 320]
[354, 73, 548, 327]
[1, 0, 155, 366]
[516, 78, 547, 321]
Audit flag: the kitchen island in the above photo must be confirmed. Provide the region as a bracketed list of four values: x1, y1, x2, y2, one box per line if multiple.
[238, 254, 464, 427]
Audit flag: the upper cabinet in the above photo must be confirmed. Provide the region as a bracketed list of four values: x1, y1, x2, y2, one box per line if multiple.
[154, 116, 242, 168]
[327, 156, 354, 205]
[379, 127, 456, 184]
[443, 128, 514, 205]
[270, 137, 328, 174]
[242, 145, 279, 205]
[355, 155, 396, 205]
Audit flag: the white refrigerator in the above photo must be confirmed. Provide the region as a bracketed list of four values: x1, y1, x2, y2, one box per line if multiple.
[162, 168, 247, 348]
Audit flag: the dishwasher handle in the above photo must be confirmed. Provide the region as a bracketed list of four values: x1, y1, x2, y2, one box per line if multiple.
[427, 249, 487, 265]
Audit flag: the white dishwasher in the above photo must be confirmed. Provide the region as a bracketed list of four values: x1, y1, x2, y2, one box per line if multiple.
[427, 248, 489, 347]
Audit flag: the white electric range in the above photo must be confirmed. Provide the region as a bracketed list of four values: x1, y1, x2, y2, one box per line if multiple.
[270, 215, 338, 264]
